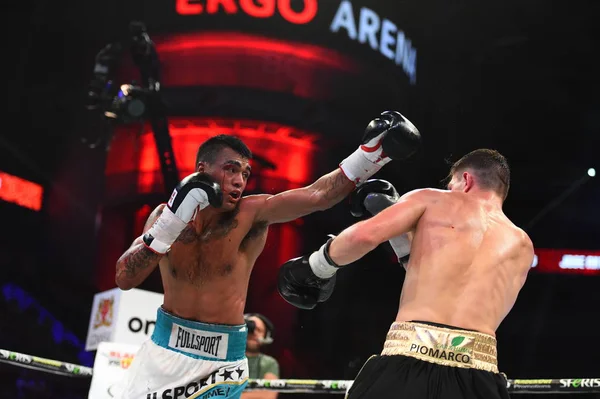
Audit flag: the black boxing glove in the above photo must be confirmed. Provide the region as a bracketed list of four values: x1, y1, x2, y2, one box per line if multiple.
[143, 173, 222, 254]
[278, 238, 338, 310]
[349, 179, 411, 263]
[339, 111, 421, 185]
[349, 179, 400, 218]
[379, 111, 421, 161]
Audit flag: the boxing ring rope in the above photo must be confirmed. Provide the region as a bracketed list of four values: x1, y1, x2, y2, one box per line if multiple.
[1, 348, 599, 395]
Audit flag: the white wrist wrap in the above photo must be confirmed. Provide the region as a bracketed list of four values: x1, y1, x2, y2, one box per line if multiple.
[144, 207, 188, 254]
[339, 148, 383, 185]
[309, 242, 339, 279]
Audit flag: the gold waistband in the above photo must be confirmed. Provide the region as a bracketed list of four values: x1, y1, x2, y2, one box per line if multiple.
[381, 321, 499, 373]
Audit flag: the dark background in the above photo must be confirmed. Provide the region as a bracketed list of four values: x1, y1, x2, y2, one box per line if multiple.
[1, 0, 599, 398]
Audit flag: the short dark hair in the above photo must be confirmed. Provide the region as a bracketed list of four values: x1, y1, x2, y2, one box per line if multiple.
[449, 149, 510, 199]
[195, 135, 252, 166]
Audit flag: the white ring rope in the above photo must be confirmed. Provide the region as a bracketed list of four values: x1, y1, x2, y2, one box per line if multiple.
[1, 348, 599, 394]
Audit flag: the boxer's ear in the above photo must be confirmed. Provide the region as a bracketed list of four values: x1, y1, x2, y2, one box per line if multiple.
[463, 171, 475, 193]
[197, 162, 206, 173]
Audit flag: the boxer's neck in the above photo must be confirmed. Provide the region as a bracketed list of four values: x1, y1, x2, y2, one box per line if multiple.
[469, 188, 504, 208]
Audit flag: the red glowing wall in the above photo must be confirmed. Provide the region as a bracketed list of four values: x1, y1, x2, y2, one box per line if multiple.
[117, 31, 361, 100]
[104, 118, 319, 196]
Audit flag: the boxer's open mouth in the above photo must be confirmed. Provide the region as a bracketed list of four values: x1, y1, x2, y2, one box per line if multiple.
[229, 191, 241, 200]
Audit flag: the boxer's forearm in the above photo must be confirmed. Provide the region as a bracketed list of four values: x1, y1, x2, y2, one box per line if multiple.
[310, 169, 355, 208]
[115, 241, 162, 290]
[328, 222, 380, 266]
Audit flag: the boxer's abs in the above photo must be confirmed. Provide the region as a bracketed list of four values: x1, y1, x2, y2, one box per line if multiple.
[158, 221, 268, 325]
[396, 196, 529, 335]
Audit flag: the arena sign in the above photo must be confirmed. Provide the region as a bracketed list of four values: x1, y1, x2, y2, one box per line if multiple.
[530, 249, 600, 276]
[175, 0, 318, 24]
[174, 0, 417, 83]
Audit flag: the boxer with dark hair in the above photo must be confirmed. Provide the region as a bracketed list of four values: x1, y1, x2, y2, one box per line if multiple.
[114, 111, 421, 399]
[279, 149, 533, 399]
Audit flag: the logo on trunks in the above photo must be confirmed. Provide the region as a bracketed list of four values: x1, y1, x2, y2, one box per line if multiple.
[409, 335, 472, 364]
[93, 297, 114, 329]
[168, 324, 229, 359]
[560, 379, 600, 388]
[146, 365, 246, 399]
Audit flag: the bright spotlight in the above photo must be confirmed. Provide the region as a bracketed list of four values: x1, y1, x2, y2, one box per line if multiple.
[588, 168, 596, 178]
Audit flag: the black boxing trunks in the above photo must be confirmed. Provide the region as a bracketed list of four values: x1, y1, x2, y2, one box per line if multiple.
[345, 321, 509, 399]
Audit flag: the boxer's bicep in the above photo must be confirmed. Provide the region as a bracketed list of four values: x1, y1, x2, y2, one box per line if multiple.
[258, 189, 311, 224]
[328, 190, 428, 266]
[365, 190, 428, 244]
[253, 171, 354, 224]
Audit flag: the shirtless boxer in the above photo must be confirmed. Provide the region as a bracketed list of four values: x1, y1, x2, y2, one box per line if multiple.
[279, 149, 534, 399]
[113, 111, 421, 399]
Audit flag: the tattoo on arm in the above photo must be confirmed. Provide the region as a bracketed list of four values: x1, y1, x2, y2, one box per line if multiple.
[122, 246, 160, 278]
[115, 205, 165, 282]
[321, 171, 354, 201]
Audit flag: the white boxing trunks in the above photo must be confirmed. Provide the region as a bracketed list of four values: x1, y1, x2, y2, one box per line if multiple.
[116, 307, 249, 399]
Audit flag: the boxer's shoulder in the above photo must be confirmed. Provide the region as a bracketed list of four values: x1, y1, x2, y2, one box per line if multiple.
[399, 188, 445, 203]
[237, 194, 261, 213]
[511, 224, 533, 250]
[239, 194, 271, 217]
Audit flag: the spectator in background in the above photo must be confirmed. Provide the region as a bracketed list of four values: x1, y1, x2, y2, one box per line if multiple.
[242, 313, 279, 399]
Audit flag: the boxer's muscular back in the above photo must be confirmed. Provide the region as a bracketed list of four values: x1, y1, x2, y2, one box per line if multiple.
[396, 190, 533, 336]
[147, 201, 269, 325]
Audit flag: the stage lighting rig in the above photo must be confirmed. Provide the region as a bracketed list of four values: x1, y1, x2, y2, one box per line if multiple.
[84, 21, 179, 192]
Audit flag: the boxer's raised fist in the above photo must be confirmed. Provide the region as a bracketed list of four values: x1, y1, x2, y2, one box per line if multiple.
[143, 173, 222, 254]
[349, 179, 399, 218]
[378, 111, 422, 161]
[340, 111, 421, 185]
[167, 172, 223, 224]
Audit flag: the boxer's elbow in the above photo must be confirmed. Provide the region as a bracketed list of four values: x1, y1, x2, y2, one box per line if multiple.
[115, 263, 136, 290]
[116, 278, 136, 291]
[115, 274, 135, 291]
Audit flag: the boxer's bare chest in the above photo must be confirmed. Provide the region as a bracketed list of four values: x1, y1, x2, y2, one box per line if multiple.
[163, 209, 269, 284]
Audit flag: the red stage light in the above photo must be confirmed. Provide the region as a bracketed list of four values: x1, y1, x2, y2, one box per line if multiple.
[0, 172, 43, 211]
[156, 32, 354, 72]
